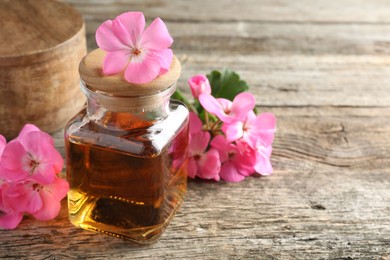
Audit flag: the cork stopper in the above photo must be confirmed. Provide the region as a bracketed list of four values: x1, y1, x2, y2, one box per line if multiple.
[79, 48, 181, 96]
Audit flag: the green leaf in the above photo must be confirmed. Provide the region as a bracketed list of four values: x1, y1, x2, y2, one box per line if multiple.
[172, 89, 197, 113]
[207, 69, 249, 101]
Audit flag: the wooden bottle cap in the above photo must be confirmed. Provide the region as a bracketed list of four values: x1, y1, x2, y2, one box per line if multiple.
[79, 48, 182, 96]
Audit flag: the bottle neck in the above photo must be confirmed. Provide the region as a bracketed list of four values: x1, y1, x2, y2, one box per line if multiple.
[81, 81, 176, 129]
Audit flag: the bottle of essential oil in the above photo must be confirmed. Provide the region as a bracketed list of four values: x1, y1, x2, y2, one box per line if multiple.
[65, 49, 189, 244]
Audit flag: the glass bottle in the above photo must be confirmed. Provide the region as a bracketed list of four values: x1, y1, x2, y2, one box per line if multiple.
[64, 49, 189, 244]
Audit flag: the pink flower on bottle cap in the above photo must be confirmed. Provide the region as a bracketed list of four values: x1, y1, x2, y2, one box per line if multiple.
[96, 12, 173, 84]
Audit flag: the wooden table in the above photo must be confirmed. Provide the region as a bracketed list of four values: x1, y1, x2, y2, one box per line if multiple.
[2, 0, 390, 259]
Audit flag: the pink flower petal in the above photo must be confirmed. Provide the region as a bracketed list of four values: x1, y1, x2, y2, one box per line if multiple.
[231, 92, 256, 121]
[115, 12, 145, 48]
[154, 49, 173, 75]
[0, 142, 28, 182]
[114, 12, 145, 47]
[197, 149, 221, 181]
[43, 177, 69, 202]
[31, 177, 68, 221]
[0, 142, 25, 171]
[32, 192, 61, 221]
[25, 190, 43, 214]
[29, 134, 63, 175]
[237, 159, 255, 177]
[111, 18, 134, 48]
[222, 121, 244, 142]
[124, 52, 161, 84]
[189, 131, 210, 156]
[0, 211, 23, 229]
[3, 182, 30, 213]
[0, 134, 6, 157]
[253, 113, 276, 146]
[199, 94, 223, 116]
[199, 95, 246, 123]
[17, 124, 41, 142]
[189, 112, 203, 134]
[49, 147, 64, 174]
[18, 131, 53, 155]
[103, 50, 131, 75]
[210, 135, 230, 162]
[219, 162, 245, 183]
[233, 144, 256, 176]
[187, 158, 197, 179]
[141, 17, 173, 51]
[31, 163, 56, 185]
[254, 145, 273, 175]
[18, 132, 61, 184]
[96, 20, 127, 51]
[188, 75, 211, 99]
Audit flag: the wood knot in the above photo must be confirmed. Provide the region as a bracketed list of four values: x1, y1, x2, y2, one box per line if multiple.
[309, 201, 326, 210]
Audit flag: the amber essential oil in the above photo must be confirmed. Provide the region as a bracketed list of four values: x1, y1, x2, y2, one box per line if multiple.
[65, 101, 189, 244]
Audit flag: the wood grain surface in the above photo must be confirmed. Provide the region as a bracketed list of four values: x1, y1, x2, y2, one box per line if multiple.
[1, 0, 390, 259]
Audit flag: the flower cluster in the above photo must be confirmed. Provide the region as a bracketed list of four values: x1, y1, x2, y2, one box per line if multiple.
[178, 72, 276, 182]
[0, 124, 69, 229]
[96, 12, 173, 84]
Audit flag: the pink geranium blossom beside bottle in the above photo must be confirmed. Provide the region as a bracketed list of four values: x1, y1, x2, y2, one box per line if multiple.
[177, 70, 276, 182]
[0, 124, 69, 229]
[188, 74, 211, 98]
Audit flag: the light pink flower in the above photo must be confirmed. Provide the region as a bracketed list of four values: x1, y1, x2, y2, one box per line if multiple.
[16, 124, 41, 140]
[0, 135, 6, 157]
[5, 177, 69, 221]
[211, 135, 256, 182]
[0, 129, 63, 184]
[254, 142, 273, 176]
[188, 74, 211, 98]
[222, 111, 276, 148]
[199, 92, 255, 123]
[96, 12, 173, 84]
[189, 112, 203, 134]
[0, 182, 24, 229]
[188, 129, 220, 181]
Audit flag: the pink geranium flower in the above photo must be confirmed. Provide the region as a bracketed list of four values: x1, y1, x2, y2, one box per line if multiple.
[199, 92, 256, 123]
[254, 142, 273, 175]
[96, 12, 173, 84]
[0, 126, 63, 184]
[188, 113, 220, 181]
[222, 111, 276, 148]
[0, 135, 6, 157]
[189, 112, 203, 134]
[5, 177, 69, 221]
[0, 124, 68, 229]
[0, 135, 24, 229]
[0, 182, 24, 229]
[188, 74, 211, 98]
[211, 135, 256, 182]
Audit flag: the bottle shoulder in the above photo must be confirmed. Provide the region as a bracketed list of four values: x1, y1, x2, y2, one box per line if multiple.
[65, 102, 189, 157]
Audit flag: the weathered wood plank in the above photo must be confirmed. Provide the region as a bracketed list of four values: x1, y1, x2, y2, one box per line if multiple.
[178, 54, 390, 107]
[80, 21, 390, 55]
[0, 168, 389, 259]
[54, 107, 390, 173]
[63, 0, 390, 23]
[1, 0, 389, 259]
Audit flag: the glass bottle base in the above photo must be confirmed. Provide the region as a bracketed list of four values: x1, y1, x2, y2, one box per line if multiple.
[68, 189, 183, 244]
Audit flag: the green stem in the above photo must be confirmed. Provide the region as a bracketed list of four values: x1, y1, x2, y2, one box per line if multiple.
[205, 111, 210, 128]
[210, 119, 222, 132]
[171, 89, 197, 113]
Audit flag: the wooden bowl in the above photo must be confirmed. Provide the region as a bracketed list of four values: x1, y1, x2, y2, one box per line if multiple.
[0, 0, 87, 139]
